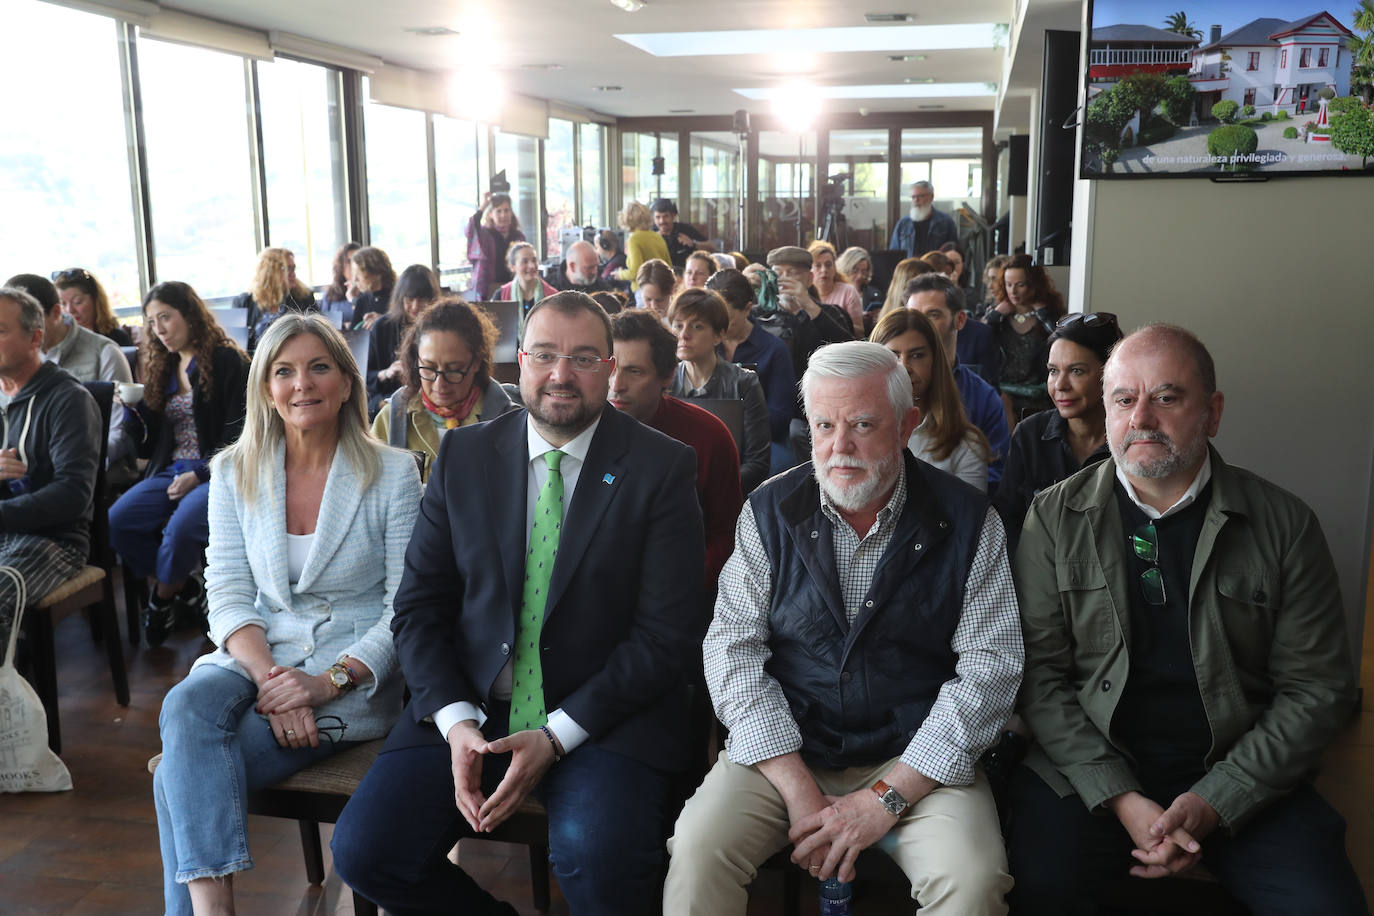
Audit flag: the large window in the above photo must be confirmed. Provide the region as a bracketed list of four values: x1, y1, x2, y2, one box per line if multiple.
[545, 118, 576, 257]
[757, 131, 816, 251]
[621, 131, 678, 208]
[139, 36, 259, 298]
[4, 2, 142, 310]
[364, 95, 432, 271]
[434, 116, 481, 289]
[826, 130, 890, 252]
[257, 57, 348, 288]
[901, 128, 984, 224]
[579, 123, 605, 229]
[494, 132, 540, 256]
[689, 132, 739, 248]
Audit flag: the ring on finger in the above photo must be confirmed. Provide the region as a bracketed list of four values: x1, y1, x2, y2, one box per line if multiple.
[286, 729, 296, 736]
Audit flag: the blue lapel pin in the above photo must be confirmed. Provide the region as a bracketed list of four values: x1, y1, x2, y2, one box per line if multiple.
[602, 473, 615, 485]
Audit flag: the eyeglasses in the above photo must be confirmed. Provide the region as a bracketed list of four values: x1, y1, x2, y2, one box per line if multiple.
[519, 349, 611, 372]
[1130, 524, 1166, 606]
[315, 715, 349, 748]
[50, 268, 91, 283]
[1056, 312, 1120, 332]
[417, 365, 471, 384]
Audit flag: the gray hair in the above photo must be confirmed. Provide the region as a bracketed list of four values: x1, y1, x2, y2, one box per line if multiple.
[0, 286, 46, 335]
[801, 341, 913, 422]
[834, 246, 871, 278]
[911, 180, 934, 194]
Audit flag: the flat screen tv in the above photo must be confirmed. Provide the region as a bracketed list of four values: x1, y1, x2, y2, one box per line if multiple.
[1081, 1, 1373, 178]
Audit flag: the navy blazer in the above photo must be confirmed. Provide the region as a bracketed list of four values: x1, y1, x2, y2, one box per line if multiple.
[390, 404, 706, 772]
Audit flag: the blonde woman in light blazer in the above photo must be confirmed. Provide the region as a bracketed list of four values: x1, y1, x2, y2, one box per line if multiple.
[152, 313, 420, 916]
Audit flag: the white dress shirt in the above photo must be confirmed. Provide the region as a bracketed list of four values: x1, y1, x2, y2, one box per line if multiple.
[432, 414, 602, 753]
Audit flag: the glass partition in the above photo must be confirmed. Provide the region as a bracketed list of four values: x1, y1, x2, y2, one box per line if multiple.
[756, 131, 815, 251]
[493, 131, 540, 255]
[544, 118, 576, 257]
[579, 122, 605, 229]
[434, 115, 481, 289]
[688, 132, 739, 248]
[363, 95, 432, 270]
[899, 128, 984, 218]
[825, 130, 890, 252]
[620, 131, 678, 208]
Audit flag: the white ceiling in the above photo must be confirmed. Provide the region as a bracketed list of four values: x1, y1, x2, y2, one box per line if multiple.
[159, 0, 1021, 119]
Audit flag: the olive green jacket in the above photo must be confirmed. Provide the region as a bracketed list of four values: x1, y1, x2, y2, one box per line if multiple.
[1013, 448, 1355, 832]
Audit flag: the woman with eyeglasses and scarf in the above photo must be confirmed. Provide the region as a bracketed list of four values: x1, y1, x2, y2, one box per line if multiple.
[151, 313, 420, 916]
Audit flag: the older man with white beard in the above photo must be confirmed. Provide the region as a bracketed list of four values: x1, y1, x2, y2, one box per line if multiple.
[664, 341, 1022, 916]
[1006, 324, 1366, 915]
[889, 180, 959, 258]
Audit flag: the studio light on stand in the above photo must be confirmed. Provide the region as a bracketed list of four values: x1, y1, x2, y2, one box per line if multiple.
[731, 109, 750, 253]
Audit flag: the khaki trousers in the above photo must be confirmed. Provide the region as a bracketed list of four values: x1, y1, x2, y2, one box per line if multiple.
[664, 754, 1011, 915]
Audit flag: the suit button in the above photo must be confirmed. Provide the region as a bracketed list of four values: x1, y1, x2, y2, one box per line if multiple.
[913, 543, 923, 552]
[1253, 590, 1267, 603]
[810, 531, 819, 539]
[1101, 679, 1111, 692]
[864, 600, 874, 608]
[303, 644, 313, 653]
[937, 520, 949, 530]
[500, 642, 511, 656]
[840, 671, 852, 684]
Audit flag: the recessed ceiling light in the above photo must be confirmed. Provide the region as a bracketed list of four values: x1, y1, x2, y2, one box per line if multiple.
[609, 0, 645, 10]
[616, 24, 1004, 57]
[593, 85, 623, 92]
[521, 63, 564, 70]
[669, 108, 695, 113]
[405, 26, 459, 36]
[905, 77, 937, 84]
[864, 12, 913, 23]
[888, 54, 927, 62]
[735, 82, 997, 100]
[918, 104, 946, 109]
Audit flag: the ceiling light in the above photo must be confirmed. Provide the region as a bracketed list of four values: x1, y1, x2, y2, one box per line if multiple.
[405, 26, 459, 36]
[918, 104, 946, 109]
[888, 54, 926, 62]
[593, 85, 623, 92]
[771, 83, 818, 131]
[669, 108, 695, 113]
[864, 12, 913, 23]
[615, 24, 1005, 57]
[736, 82, 997, 101]
[521, 63, 564, 70]
[905, 77, 937, 84]
[609, 0, 645, 10]
[449, 68, 503, 122]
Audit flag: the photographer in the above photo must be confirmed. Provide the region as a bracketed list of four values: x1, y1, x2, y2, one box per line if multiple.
[465, 187, 525, 299]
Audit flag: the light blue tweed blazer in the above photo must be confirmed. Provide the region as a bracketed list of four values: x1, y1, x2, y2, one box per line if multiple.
[194, 442, 421, 740]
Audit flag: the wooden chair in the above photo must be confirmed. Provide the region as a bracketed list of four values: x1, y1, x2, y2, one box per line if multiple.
[21, 381, 129, 754]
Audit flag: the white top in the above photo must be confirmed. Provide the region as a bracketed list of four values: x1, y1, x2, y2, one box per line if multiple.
[431, 414, 604, 753]
[908, 421, 989, 492]
[286, 533, 314, 585]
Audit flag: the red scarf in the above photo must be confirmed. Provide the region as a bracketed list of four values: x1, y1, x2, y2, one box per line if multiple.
[420, 386, 480, 429]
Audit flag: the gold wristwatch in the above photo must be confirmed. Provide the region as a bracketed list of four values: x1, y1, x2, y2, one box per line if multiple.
[326, 663, 356, 691]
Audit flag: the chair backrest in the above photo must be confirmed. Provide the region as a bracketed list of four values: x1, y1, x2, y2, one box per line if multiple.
[121, 345, 140, 382]
[692, 398, 745, 455]
[224, 325, 251, 350]
[319, 308, 345, 329]
[81, 381, 113, 566]
[476, 301, 521, 365]
[211, 306, 250, 327]
[341, 328, 371, 378]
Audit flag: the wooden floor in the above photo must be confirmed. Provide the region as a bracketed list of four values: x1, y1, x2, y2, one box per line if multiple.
[3, 563, 1373, 916]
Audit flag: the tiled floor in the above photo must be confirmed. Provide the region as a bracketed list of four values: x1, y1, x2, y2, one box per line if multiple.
[2, 569, 1371, 915]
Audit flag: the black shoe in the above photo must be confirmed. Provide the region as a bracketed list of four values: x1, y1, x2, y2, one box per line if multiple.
[174, 577, 209, 636]
[143, 592, 178, 648]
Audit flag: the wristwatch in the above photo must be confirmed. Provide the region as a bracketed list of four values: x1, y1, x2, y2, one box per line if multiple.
[872, 779, 909, 817]
[326, 663, 355, 692]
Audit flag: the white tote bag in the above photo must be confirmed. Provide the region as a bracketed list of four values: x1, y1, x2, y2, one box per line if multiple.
[0, 566, 73, 792]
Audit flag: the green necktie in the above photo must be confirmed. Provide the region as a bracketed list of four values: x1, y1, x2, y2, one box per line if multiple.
[509, 449, 565, 733]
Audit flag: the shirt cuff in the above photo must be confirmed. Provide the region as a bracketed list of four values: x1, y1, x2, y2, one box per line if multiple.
[433, 702, 486, 742]
[545, 708, 588, 755]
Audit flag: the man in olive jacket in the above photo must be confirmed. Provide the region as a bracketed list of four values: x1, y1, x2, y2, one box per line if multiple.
[1006, 324, 1366, 915]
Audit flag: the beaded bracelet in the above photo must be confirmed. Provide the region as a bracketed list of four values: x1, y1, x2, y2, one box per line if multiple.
[539, 724, 563, 762]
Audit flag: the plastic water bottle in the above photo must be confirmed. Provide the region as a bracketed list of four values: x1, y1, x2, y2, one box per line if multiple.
[818, 876, 853, 915]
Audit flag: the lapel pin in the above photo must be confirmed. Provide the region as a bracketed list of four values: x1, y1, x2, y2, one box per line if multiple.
[602, 473, 615, 485]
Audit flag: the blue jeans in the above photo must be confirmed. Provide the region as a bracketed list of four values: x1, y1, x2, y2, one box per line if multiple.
[153, 666, 345, 916]
[109, 468, 211, 585]
[332, 710, 674, 916]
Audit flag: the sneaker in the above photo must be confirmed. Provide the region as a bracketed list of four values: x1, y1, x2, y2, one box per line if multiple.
[174, 576, 209, 635]
[143, 591, 178, 648]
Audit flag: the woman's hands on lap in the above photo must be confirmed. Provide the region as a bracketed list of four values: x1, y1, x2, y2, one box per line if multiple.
[257, 665, 336, 715]
[268, 707, 320, 749]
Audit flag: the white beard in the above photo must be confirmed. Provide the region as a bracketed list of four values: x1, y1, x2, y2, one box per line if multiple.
[910, 205, 933, 222]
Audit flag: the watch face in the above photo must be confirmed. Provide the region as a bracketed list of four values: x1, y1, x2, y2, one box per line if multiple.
[330, 669, 349, 688]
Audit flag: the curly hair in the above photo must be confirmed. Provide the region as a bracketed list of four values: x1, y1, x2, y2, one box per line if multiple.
[140, 281, 242, 412]
[52, 268, 120, 335]
[350, 247, 396, 294]
[619, 200, 653, 232]
[1002, 254, 1065, 320]
[249, 247, 292, 311]
[398, 298, 498, 398]
[325, 241, 362, 302]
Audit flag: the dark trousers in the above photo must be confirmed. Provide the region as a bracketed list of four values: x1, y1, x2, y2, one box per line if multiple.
[108, 468, 210, 585]
[1005, 765, 1369, 916]
[331, 709, 674, 916]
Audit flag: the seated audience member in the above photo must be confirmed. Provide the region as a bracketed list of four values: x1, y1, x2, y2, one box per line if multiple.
[320, 241, 362, 323]
[589, 290, 627, 315]
[595, 229, 628, 286]
[635, 258, 676, 320]
[878, 256, 937, 318]
[235, 247, 317, 350]
[368, 264, 439, 415]
[331, 292, 704, 916]
[905, 274, 1009, 489]
[938, 241, 967, 289]
[466, 191, 525, 299]
[1008, 324, 1367, 915]
[110, 282, 250, 647]
[682, 250, 716, 289]
[835, 246, 885, 315]
[619, 200, 672, 290]
[0, 286, 101, 641]
[871, 309, 990, 491]
[372, 299, 518, 482]
[496, 242, 557, 335]
[8, 273, 134, 478]
[153, 313, 421, 916]
[994, 312, 1120, 550]
[349, 246, 397, 331]
[651, 197, 712, 268]
[665, 341, 1022, 915]
[920, 249, 954, 278]
[755, 246, 854, 380]
[668, 288, 771, 494]
[954, 306, 1002, 389]
[986, 254, 1064, 426]
[708, 269, 796, 446]
[609, 309, 742, 590]
[974, 254, 1011, 321]
[52, 267, 133, 346]
[809, 240, 864, 339]
[710, 253, 737, 272]
[553, 239, 612, 294]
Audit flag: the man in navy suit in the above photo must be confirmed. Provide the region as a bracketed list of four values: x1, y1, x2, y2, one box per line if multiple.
[333, 291, 706, 915]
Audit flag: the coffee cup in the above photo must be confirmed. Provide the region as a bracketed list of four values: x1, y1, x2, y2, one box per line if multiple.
[117, 382, 145, 405]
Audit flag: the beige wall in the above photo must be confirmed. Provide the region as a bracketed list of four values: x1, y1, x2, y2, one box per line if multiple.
[1077, 177, 1374, 659]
